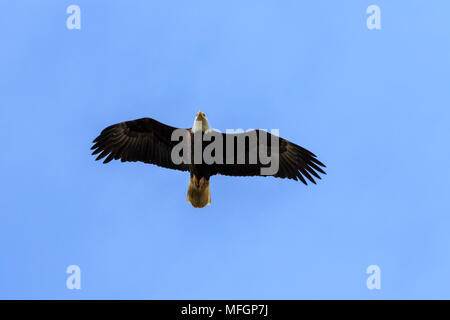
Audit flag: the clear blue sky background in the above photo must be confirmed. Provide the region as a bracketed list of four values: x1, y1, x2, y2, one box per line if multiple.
[1, 1, 449, 299]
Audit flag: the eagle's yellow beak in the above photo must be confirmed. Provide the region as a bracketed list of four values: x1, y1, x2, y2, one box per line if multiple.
[196, 111, 206, 120]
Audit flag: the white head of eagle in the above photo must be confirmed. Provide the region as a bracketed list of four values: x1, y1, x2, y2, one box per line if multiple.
[192, 111, 210, 133]
[91, 111, 326, 208]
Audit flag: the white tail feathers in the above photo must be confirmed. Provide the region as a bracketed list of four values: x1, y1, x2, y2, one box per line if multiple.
[187, 175, 211, 208]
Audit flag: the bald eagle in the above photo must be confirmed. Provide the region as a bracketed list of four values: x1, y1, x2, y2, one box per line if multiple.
[91, 111, 326, 208]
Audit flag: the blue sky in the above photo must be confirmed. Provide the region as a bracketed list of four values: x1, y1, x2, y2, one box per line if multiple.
[1, 0, 449, 299]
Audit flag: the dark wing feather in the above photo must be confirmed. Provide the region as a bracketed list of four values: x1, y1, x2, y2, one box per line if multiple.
[91, 118, 190, 172]
[210, 130, 326, 184]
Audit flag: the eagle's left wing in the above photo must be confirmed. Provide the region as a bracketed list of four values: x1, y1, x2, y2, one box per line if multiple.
[91, 117, 190, 172]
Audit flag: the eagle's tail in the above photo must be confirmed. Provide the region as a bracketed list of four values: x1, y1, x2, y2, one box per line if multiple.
[187, 175, 211, 208]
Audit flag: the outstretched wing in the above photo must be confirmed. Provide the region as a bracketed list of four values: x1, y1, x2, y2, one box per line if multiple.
[91, 118, 190, 172]
[210, 130, 326, 184]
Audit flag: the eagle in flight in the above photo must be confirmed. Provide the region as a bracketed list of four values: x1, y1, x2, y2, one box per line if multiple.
[91, 111, 326, 208]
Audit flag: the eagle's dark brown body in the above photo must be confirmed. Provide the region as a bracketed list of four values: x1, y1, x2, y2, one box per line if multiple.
[187, 130, 213, 208]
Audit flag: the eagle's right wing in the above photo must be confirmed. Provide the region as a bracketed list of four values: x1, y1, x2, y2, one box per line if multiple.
[91, 118, 190, 172]
[210, 130, 326, 184]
